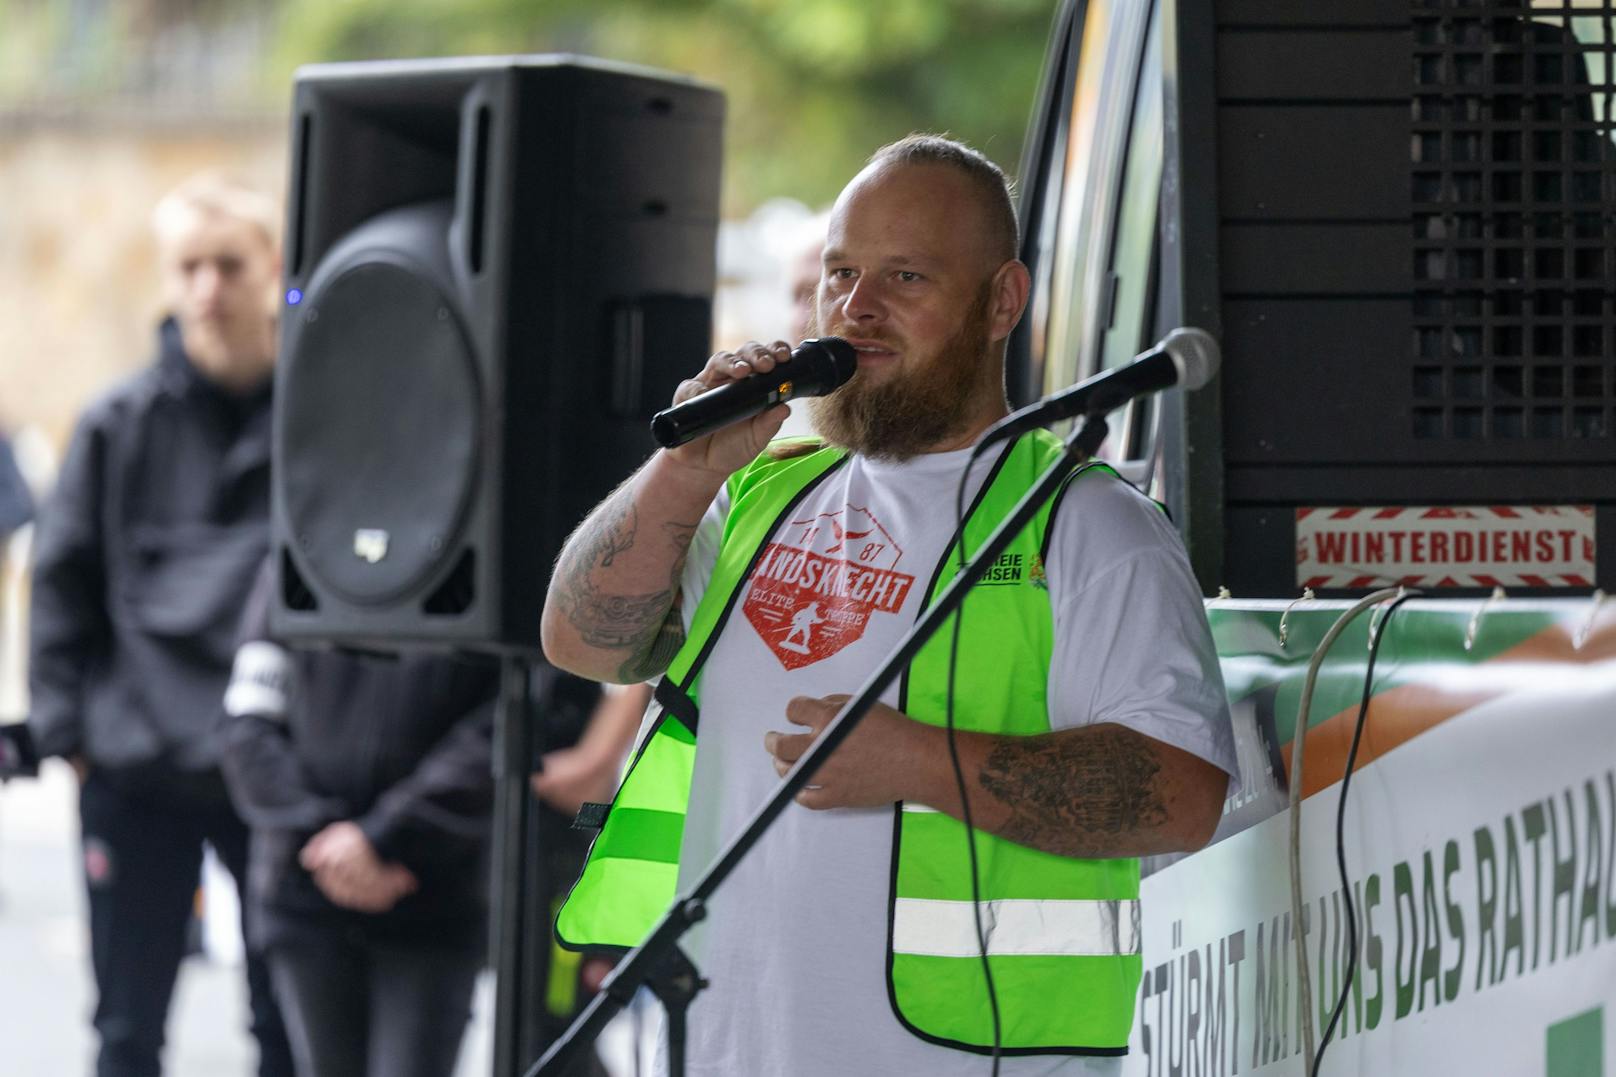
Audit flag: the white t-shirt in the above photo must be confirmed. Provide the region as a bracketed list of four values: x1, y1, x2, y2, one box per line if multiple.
[658, 443, 1235, 1077]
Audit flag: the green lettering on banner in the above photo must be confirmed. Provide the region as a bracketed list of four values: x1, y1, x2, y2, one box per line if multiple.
[1546, 1006, 1604, 1077]
[1502, 816, 1528, 980]
[1442, 840, 1466, 1003]
[1525, 801, 1550, 971]
[1228, 928, 1245, 1073]
[1134, 759, 1616, 1072]
[1577, 780, 1604, 954]
[1203, 938, 1228, 1077]
[1475, 824, 1499, 989]
[1364, 873, 1384, 1031]
[1418, 850, 1444, 1012]
[1252, 918, 1273, 1067]
[1340, 887, 1359, 1038]
[1316, 892, 1339, 1037]
[1549, 791, 1579, 964]
[1252, 913, 1293, 1067]
[1607, 773, 1616, 938]
[1176, 950, 1189, 1067]
[1144, 963, 1157, 1067]
[1186, 947, 1203, 1072]
[1393, 861, 1417, 1019]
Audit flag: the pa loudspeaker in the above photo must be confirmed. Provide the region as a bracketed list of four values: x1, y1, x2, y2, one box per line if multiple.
[270, 57, 723, 652]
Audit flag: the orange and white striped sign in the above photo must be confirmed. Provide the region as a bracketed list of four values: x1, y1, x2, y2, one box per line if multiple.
[1295, 505, 1595, 589]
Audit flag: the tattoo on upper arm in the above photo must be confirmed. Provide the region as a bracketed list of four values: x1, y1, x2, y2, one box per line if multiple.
[596, 509, 636, 568]
[552, 491, 702, 676]
[978, 726, 1168, 858]
[562, 587, 676, 650]
[618, 604, 687, 683]
[662, 520, 698, 556]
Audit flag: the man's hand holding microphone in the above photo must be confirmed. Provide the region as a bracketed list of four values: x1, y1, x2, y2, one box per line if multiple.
[540, 338, 854, 684]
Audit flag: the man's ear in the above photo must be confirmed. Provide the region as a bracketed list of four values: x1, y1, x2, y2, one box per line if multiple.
[988, 259, 1032, 343]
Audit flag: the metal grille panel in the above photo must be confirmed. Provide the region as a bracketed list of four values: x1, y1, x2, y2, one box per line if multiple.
[1411, 0, 1616, 441]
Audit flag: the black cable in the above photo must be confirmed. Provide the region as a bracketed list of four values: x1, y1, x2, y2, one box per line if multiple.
[948, 457, 1003, 1075]
[1312, 590, 1417, 1075]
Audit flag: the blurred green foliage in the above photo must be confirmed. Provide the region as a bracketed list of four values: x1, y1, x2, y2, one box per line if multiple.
[1, 0, 1058, 212]
[269, 0, 1058, 209]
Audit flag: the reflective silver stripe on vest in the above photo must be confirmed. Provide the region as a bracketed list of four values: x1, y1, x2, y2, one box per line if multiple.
[892, 897, 1142, 958]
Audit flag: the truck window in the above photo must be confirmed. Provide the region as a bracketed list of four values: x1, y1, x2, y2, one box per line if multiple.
[1099, 4, 1165, 469]
[1018, 0, 1162, 480]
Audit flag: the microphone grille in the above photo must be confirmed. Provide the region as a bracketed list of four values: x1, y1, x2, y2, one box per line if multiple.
[1162, 327, 1220, 391]
[802, 336, 859, 388]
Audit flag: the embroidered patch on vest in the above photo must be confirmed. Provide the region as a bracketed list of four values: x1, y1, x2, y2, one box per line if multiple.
[742, 505, 916, 670]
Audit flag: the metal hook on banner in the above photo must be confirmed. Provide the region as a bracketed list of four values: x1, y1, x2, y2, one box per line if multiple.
[1279, 587, 1316, 650]
[1574, 588, 1606, 651]
[1216, 586, 1232, 601]
[1367, 587, 1407, 652]
[1464, 586, 1507, 652]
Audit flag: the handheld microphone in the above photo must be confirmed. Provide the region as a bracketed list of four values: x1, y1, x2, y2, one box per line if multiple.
[650, 337, 858, 449]
[983, 327, 1220, 446]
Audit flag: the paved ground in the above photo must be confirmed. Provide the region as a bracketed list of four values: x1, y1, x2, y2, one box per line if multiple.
[0, 759, 494, 1077]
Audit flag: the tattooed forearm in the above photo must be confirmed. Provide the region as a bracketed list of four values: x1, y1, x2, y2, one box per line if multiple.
[566, 493, 641, 574]
[549, 488, 702, 677]
[592, 502, 637, 567]
[618, 609, 687, 682]
[662, 520, 698, 557]
[977, 725, 1169, 858]
[558, 582, 675, 649]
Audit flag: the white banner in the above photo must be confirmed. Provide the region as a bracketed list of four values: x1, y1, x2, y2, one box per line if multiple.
[1126, 674, 1616, 1075]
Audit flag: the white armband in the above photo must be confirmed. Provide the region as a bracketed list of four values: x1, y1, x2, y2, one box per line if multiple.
[224, 641, 294, 720]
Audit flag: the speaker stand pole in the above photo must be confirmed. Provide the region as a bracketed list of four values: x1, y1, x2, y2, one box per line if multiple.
[491, 655, 536, 1077]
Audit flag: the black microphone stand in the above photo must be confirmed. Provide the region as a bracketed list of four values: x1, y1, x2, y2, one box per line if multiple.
[529, 411, 1112, 1077]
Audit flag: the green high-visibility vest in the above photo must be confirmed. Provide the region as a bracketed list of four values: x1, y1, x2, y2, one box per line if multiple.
[556, 431, 1142, 1054]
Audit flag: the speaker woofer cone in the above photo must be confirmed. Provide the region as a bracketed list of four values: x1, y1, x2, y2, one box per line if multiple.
[278, 201, 480, 607]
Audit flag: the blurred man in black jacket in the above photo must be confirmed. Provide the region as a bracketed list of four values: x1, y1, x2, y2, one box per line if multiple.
[220, 561, 500, 1077]
[27, 173, 292, 1077]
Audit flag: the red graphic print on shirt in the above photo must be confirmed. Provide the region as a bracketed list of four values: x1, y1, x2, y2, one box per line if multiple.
[743, 506, 917, 670]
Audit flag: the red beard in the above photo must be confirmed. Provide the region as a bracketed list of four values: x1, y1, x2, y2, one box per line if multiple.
[810, 284, 1001, 461]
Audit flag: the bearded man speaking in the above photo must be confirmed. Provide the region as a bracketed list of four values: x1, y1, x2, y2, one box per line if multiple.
[542, 136, 1236, 1076]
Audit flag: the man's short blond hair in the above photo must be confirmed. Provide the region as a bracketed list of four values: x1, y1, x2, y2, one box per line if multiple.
[866, 134, 1019, 264]
[151, 172, 281, 250]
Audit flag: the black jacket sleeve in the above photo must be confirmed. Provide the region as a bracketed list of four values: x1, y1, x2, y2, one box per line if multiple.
[356, 691, 497, 872]
[27, 414, 110, 759]
[218, 709, 351, 833]
[216, 562, 347, 831]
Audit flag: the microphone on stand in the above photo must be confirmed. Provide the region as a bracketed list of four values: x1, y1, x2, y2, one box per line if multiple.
[650, 337, 858, 449]
[982, 327, 1221, 449]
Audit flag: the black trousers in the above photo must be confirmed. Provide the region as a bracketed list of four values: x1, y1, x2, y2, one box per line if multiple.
[78, 772, 294, 1077]
[265, 934, 482, 1077]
